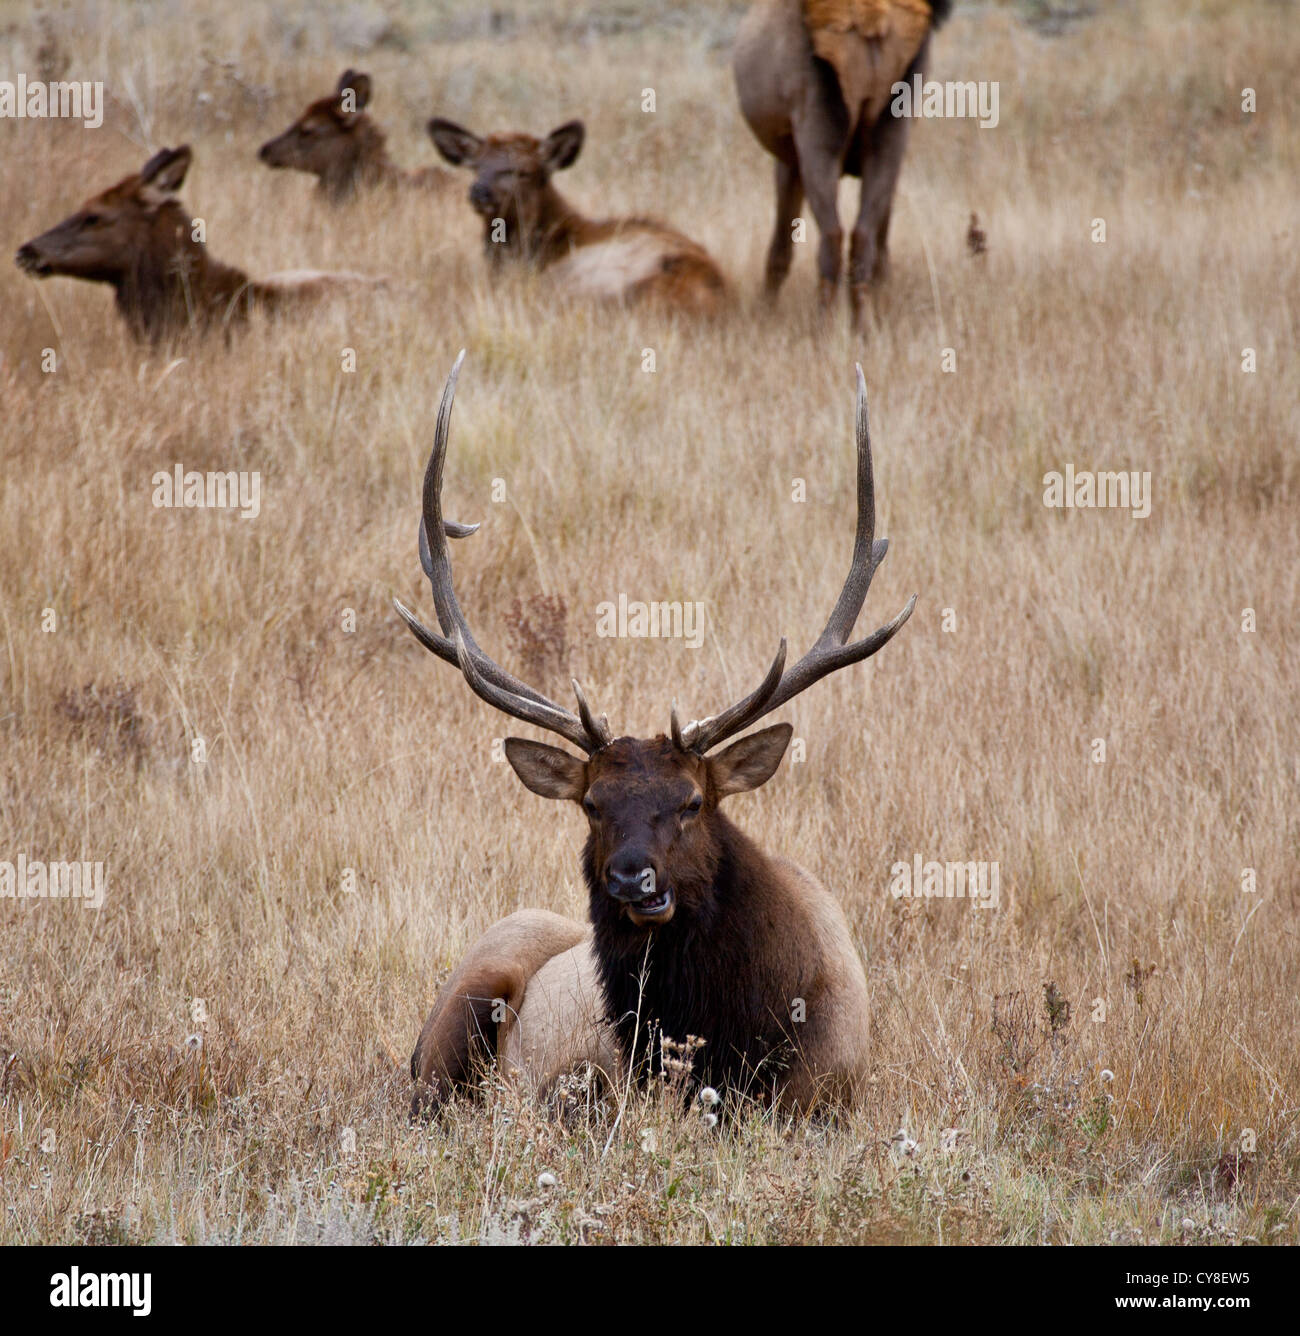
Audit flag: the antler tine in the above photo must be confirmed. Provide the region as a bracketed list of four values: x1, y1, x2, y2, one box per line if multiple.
[684, 368, 915, 755]
[398, 353, 609, 752]
[419, 517, 479, 574]
[572, 678, 612, 749]
[678, 639, 787, 753]
[421, 350, 473, 643]
[416, 354, 480, 567]
[393, 595, 459, 669]
[817, 364, 882, 648]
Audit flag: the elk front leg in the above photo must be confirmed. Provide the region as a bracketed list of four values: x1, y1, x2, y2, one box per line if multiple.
[791, 118, 844, 315]
[763, 157, 804, 302]
[848, 108, 913, 332]
[849, 40, 928, 331]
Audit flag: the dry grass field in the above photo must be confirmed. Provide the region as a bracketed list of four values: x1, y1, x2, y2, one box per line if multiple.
[1, 0, 1297, 1246]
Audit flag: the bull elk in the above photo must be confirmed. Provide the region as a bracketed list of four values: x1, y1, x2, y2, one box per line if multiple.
[734, 0, 953, 328]
[426, 119, 727, 315]
[15, 146, 380, 344]
[259, 69, 451, 202]
[398, 354, 915, 1117]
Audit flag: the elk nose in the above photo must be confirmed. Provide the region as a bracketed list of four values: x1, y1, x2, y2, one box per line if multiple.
[468, 182, 495, 211]
[605, 851, 655, 903]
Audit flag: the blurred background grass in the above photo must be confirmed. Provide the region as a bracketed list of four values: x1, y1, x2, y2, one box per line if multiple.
[0, 0, 1296, 1244]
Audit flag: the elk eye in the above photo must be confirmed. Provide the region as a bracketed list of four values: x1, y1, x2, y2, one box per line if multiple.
[82, 214, 101, 228]
[683, 794, 703, 817]
[582, 797, 599, 819]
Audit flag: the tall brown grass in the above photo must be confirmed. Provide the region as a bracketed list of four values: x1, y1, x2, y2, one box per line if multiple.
[0, 0, 1296, 1244]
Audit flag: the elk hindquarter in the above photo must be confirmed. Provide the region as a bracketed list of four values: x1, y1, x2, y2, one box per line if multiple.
[733, 0, 952, 326]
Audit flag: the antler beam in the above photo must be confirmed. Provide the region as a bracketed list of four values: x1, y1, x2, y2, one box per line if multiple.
[678, 365, 916, 753]
[393, 352, 611, 754]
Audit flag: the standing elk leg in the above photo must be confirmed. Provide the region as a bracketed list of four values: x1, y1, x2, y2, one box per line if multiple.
[791, 115, 845, 316]
[763, 156, 804, 302]
[848, 106, 913, 332]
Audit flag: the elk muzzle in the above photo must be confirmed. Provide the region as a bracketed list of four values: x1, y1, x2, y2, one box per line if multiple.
[468, 180, 499, 217]
[604, 849, 675, 926]
[258, 135, 293, 168]
[14, 241, 52, 276]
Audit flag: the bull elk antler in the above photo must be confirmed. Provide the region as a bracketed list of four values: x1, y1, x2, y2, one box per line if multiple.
[673, 365, 916, 753]
[394, 354, 914, 758]
[393, 351, 613, 754]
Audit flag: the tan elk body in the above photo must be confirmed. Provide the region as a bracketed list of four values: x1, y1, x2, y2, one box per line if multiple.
[426, 119, 727, 315]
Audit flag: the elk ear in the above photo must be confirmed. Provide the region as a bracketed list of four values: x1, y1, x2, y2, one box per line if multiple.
[139, 145, 192, 201]
[541, 120, 584, 172]
[427, 117, 483, 166]
[707, 723, 793, 798]
[504, 738, 587, 802]
[337, 70, 371, 119]
[338, 69, 371, 106]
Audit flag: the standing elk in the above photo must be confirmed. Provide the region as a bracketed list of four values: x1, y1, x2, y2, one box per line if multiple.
[426, 119, 727, 315]
[733, 0, 953, 328]
[398, 353, 915, 1117]
[15, 146, 381, 343]
[259, 69, 451, 202]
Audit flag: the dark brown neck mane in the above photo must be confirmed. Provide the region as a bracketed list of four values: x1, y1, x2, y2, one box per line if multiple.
[584, 812, 815, 1105]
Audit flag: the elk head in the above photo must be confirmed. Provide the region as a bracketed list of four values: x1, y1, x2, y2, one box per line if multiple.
[426, 119, 585, 258]
[15, 146, 193, 285]
[258, 69, 376, 195]
[394, 355, 916, 935]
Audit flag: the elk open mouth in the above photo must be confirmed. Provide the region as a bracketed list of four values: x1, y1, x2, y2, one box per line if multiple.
[626, 886, 675, 926]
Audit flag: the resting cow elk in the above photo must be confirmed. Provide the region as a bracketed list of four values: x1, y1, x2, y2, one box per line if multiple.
[15, 146, 380, 343]
[398, 353, 916, 1117]
[734, 0, 953, 327]
[259, 69, 451, 202]
[426, 119, 727, 315]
